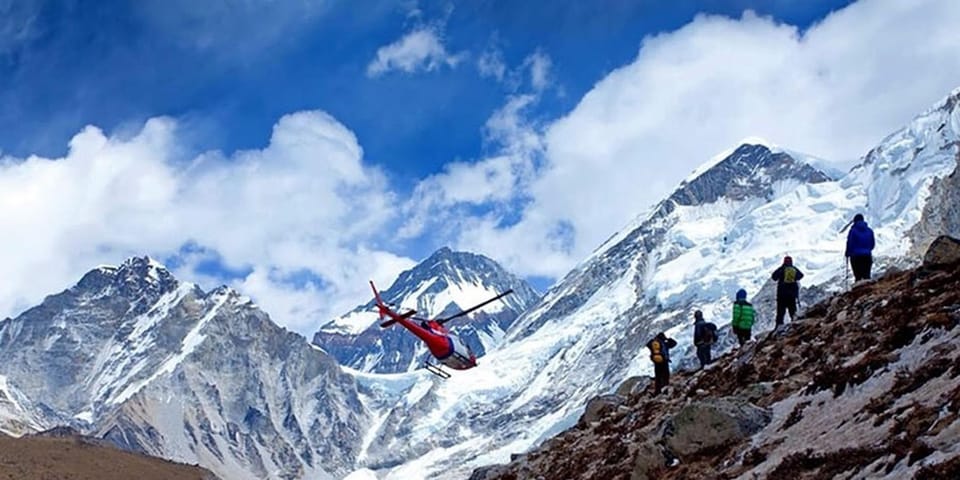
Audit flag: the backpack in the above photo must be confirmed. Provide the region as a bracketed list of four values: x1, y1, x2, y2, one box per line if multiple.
[704, 322, 718, 344]
[649, 339, 665, 364]
[783, 266, 798, 283]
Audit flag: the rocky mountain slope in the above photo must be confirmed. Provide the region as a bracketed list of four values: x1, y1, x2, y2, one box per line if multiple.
[471, 236, 960, 480]
[313, 247, 539, 373]
[0, 428, 217, 480]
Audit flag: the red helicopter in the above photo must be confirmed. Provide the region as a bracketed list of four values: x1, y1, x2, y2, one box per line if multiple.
[369, 281, 514, 379]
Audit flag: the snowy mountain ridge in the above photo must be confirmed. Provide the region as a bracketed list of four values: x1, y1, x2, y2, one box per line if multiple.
[313, 247, 540, 373]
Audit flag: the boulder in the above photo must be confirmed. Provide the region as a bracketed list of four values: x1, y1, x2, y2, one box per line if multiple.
[630, 441, 665, 480]
[616, 376, 651, 397]
[468, 464, 510, 480]
[578, 394, 625, 426]
[661, 397, 771, 457]
[923, 235, 960, 267]
[741, 382, 775, 403]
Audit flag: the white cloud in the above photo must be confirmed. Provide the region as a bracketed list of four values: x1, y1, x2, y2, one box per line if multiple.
[477, 48, 507, 82]
[477, 44, 553, 94]
[0, 111, 415, 334]
[367, 27, 465, 77]
[523, 51, 552, 92]
[403, 0, 960, 279]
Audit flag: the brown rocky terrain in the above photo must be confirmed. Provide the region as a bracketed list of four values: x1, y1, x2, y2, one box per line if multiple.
[0, 428, 217, 480]
[471, 236, 960, 480]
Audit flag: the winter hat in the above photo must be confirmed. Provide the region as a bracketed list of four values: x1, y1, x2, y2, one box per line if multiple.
[853, 213, 864, 222]
[694, 310, 703, 320]
[783, 255, 793, 265]
[736, 289, 747, 300]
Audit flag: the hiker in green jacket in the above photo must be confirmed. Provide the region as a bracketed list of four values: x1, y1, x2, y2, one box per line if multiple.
[731, 288, 756, 347]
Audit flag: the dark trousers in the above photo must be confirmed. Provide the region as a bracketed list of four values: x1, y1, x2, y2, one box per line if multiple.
[654, 362, 670, 394]
[696, 345, 712, 368]
[850, 255, 872, 281]
[733, 326, 751, 346]
[776, 297, 797, 326]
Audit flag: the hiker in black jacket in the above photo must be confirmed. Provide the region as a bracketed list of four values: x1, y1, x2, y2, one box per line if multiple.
[647, 332, 678, 395]
[771, 256, 804, 327]
[692, 310, 718, 368]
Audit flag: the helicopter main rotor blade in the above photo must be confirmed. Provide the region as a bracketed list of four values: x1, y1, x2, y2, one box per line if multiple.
[437, 289, 514, 325]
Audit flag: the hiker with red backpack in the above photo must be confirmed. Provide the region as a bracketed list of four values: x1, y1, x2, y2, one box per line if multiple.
[771, 256, 804, 327]
[692, 310, 718, 368]
[647, 332, 678, 395]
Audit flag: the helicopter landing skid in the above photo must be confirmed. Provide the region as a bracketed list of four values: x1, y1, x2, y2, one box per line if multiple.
[423, 361, 451, 379]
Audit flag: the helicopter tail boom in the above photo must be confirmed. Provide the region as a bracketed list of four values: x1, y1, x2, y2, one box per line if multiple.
[370, 280, 418, 328]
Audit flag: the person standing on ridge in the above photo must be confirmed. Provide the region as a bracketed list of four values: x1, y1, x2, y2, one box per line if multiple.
[647, 332, 677, 395]
[845, 213, 876, 282]
[771, 256, 804, 327]
[731, 289, 756, 347]
[692, 310, 717, 368]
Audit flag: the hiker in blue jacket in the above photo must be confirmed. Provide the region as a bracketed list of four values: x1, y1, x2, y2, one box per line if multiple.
[845, 213, 876, 281]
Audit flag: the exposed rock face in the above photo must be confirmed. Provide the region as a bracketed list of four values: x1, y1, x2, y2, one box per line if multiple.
[470, 245, 960, 480]
[665, 143, 832, 209]
[923, 235, 960, 267]
[661, 397, 771, 457]
[906, 93, 960, 259]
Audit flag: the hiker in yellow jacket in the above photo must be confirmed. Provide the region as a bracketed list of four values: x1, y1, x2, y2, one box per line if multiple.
[771, 256, 804, 327]
[646, 331, 677, 395]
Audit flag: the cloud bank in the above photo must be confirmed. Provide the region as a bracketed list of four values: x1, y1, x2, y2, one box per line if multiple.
[0, 112, 414, 333]
[403, 0, 960, 279]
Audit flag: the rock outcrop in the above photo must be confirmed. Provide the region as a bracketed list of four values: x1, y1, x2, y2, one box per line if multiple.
[923, 235, 960, 267]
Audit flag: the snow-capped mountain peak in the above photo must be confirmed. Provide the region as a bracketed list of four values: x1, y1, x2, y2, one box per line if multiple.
[669, 142, 832, 208]
[77, 256, 181, 313]
[313, 247, 540, 373]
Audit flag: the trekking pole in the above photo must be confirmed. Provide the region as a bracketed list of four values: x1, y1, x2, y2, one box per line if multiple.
[843, 254, 849, 289]
[840, 217, 852, 289]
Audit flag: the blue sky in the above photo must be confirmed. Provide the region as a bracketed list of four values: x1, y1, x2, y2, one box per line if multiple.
[2, 0, 852, 174]
[2, 0, 960, 334]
